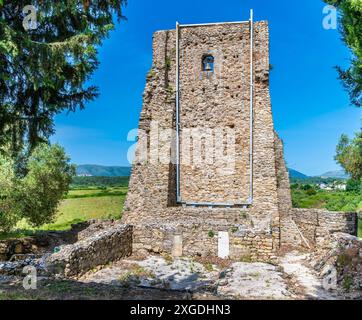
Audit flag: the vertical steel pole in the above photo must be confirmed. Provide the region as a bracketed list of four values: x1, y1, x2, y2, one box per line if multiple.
[175, 22, 181, 203]
[249, 9, 254, 204]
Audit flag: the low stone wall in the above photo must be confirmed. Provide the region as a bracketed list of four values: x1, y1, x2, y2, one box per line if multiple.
[230, 231, 275, 262]
[281, 209, 357, 250]
[0, 221, 115, 262]
[132, 220, 277, 262]
[46, 224, 132, 277]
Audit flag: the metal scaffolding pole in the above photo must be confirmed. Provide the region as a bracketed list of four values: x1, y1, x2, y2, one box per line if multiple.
[248, 9, 254, 204]
[175, 21, 181, 203]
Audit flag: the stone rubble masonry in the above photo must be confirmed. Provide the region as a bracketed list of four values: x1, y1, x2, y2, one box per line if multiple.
[121, 20, 358, 261]
[312, 233, 362, 293]
[281, 209, 357, 250]
[46, 224, 132, 277]
[0, 236, 51, 261]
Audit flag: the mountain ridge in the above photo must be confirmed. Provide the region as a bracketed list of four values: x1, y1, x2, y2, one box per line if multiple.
[288, 168, 308, 179]
[76, 164, 131, 177]
[76, 164, 349, 180]
[319, 170, 349, 179]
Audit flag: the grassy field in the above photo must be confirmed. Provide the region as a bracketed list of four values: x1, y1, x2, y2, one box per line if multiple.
[65, 187, 127, 199]
[32, 187, 127, 230]
[292, 189, 362, 212]
[0, 187, 127, 239]
[42, 194, 125, 230]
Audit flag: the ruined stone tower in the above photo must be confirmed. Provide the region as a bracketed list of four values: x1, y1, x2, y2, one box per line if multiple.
[122, 12, 357, 260]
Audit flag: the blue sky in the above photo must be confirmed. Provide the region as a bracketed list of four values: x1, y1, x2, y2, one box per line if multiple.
[51, 0, 361, 176]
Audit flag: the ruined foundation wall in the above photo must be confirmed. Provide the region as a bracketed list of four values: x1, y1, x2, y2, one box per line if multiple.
[132, 221, 276, 262]
[313, 233, 362, 293]
[47, 224, 133, 277]
[272, 134, 357, 252]
[281, 208, 357, 250]
[276, 143, 358, 251]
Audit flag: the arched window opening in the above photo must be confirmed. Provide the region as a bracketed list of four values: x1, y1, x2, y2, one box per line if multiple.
[202, 55, 214, 72]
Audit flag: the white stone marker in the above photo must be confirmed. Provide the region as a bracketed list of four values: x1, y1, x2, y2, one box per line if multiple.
[172, 234, 183, 257]
[218, 231, 230, 259]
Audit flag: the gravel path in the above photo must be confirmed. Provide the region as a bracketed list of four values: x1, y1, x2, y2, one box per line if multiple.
[80, 255, 299, 299]
[280, 252, 339, 300]
[216, 262, 293, 299]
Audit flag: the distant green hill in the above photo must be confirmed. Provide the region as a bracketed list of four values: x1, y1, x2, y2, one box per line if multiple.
[288, 168, 350, 183]
[75, 165, 349, 182]
[71, 176, 129, 188]
[288, 168, 309, 179]
[77, 165, 309, 179]
[288, 168, 347, 184]
[76, 165, 131, 177]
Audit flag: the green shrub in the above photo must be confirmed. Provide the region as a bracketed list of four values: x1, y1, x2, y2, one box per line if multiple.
[165, 57, 171, 70]
[208, 230, 215, 238]
[343, 275, 353, 292]
[0, 156, 22, 232]
[240, 254, 253, 263]
[21, 144, 75, 227]
[205, 263, 213, 272]
[292, 188, 362, 212]
[346, 179, 361, 193]
[0, 144, 75, 231]
[231, 226, 238, 233]
[306, 188, 317, 196]
[147, 68, 156, 79]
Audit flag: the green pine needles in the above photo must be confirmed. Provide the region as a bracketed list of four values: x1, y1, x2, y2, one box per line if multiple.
[0, 1, 127, 157]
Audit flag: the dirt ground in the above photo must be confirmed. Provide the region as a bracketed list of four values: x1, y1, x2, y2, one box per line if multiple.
[1, 251, 359, 300]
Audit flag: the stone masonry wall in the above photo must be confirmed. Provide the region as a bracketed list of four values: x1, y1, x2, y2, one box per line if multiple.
[178, 23, 252, 204]
[46, 224, 132, 277]
[0, 237, 45, 261]
[132, 219, 276, 262]
[312, 233, 362, 294]
[274, 132, 292, 217]
[281, 208, 357, 250]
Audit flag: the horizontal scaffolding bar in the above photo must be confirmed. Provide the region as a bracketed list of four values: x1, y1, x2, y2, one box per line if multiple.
[182, 201, 252, 207]
[179, 21, 249, 28]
